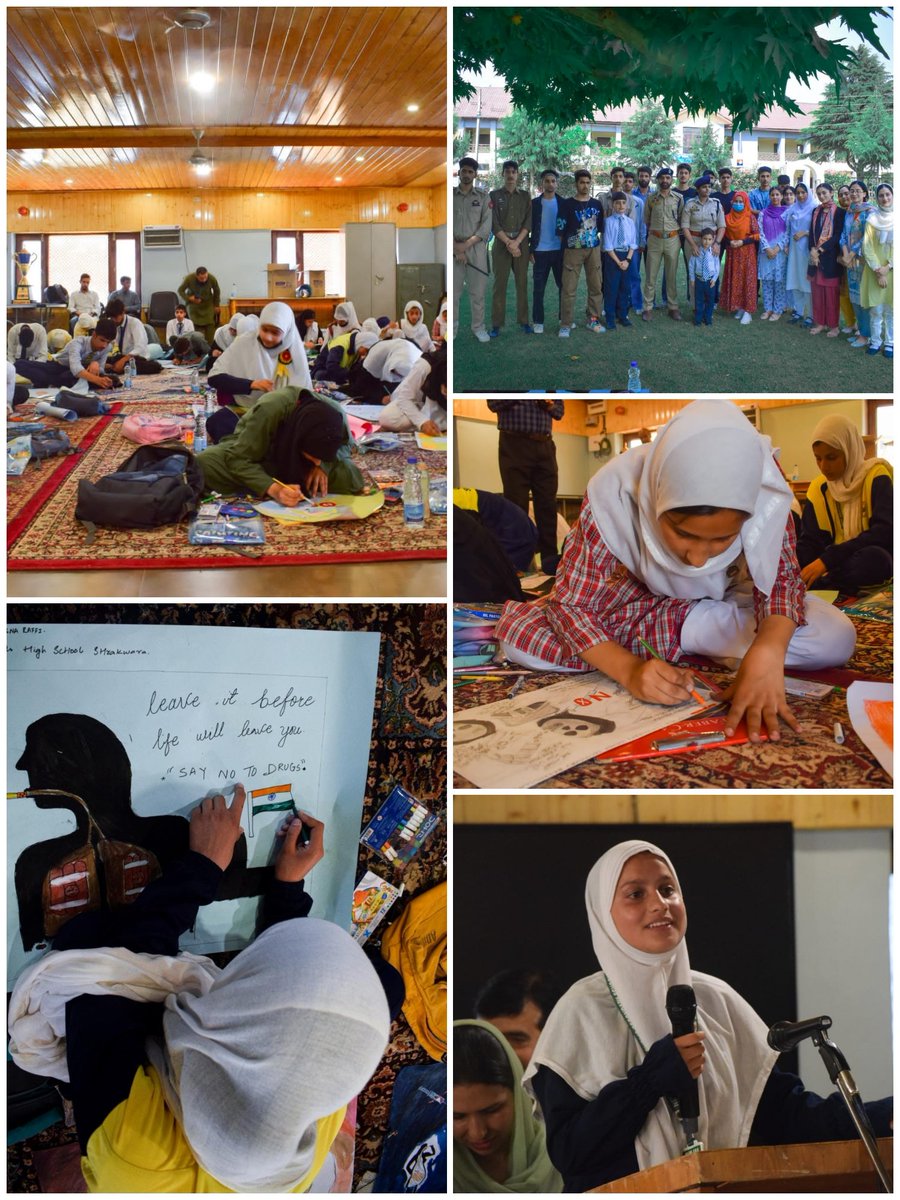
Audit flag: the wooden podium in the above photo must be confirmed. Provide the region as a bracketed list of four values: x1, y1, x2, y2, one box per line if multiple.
[592, 1137, 892, 1192]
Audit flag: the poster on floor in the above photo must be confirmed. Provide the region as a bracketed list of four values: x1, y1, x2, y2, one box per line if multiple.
[7, 623, 380, 984]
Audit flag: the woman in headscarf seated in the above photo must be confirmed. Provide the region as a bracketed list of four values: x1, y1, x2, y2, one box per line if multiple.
[798, 413, 892, 594]
[8, 792, 390, 1193]
[379, 344, 446, 436]
[72, 313, 99, 340]
[523, 840, 892, 1192]
[208, 301, 312, 438]
[325, 301, 361, 343]
[47, 328, 73, 355]
[382, 301, 436, 353]
[210, 312, 243, 359]
[346, 337, 422, 404]
[199, 389, 363, 505]
[7, 322, 48, 363]
[311, 329, 379, 386]
[296, 309, 321, 348]
[432, 295, 448, 344]
[454, 1020, 562, 1193]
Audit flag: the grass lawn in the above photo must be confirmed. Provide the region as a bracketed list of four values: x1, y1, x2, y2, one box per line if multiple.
[454, 271, 894, 394]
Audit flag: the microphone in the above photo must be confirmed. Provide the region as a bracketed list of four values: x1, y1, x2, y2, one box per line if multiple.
[666, 984, 701, 1150]
[767, 1014, 832, 1053]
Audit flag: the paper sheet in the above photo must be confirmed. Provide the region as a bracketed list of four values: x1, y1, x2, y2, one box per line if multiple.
[846, 681, 893, 777]
[252, 490, 384, 524]
[415, 431, 448, 453]
[455, 671, 705, 788]
[7, 624, 380, 983]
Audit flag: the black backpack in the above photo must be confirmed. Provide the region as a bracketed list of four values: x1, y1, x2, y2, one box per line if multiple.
[43, 284, 69, 304]
[75, 441, 204, 541]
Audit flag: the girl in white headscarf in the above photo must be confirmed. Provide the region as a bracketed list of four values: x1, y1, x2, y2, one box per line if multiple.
[326, 301, 361, 343]
[384, 301, 435, 352]
[798, 413, 892, 592]
[8, 792, 390, 1193]
[432, 295, 448, 344]
[860, 183, 893, 358]
[209, 301, 311, 410]
[524, 839, 892, 1191]
[496, 400, 856, 743]
[212, 312, 243, 355]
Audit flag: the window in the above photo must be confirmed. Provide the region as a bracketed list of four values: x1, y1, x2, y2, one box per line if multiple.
[591, 132, 613, 148]
[113, 235, 139, 293]
[867, 399, 893, 467]
[47, 234, 109, 301]
[271, 230, 345, 295]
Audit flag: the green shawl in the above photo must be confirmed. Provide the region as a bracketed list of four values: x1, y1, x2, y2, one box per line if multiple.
[453, 1020, 563, 1194]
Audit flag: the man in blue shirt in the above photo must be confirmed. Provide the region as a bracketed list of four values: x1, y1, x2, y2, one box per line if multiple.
[749, 166, 773, 214]
[529, 169, 564, 334]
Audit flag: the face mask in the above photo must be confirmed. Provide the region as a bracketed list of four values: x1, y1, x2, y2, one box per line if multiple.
[733, 203, 745, 212]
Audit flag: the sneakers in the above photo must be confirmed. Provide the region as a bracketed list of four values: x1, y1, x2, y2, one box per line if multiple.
[474, 329, 491, 343]
[740, 312, 752, 324]
[849, 337, 868, 349]
[520, 323, 534, 333]
[488, 327, 500, 338]
[558, 326, 571, 338]
[587, 318, 605, 334]
[532, 323, 544, 334]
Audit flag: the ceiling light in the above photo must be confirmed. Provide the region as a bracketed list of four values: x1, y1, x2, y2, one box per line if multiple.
[335, 176, 342, 182]
[189, 71, 215, 94]
[257, 192, 265, 197]
[406, 103, 420, 112]
[193, 161, 212, 176]
[355, 154, 365, 162]
[65, 178, 73, 184]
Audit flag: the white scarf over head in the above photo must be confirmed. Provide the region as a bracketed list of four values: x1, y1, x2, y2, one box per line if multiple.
[330, 301, 361, 337]
[587, 399, 791, 600]
[399, 300, 434, 351]
[213, 312, 243, 351]
[437, 300, 448, 338]
[9, 918, 389, 1194]
[209, 300, 311, 404]
[810, 413, 892, 540]
[524, 840, 777, 1173]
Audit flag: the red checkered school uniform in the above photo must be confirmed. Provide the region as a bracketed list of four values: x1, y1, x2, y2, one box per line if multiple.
[496, 495, 806, 669]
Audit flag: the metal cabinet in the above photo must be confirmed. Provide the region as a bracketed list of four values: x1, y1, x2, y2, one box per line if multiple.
[344, 223, 397, 319]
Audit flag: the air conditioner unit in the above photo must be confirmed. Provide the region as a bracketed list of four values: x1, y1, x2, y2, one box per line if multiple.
[142, 225, 183, 249]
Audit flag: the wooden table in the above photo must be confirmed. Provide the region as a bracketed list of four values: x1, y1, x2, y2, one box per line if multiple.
[8, 304, 70, 332]
[228, 296, 345, 327]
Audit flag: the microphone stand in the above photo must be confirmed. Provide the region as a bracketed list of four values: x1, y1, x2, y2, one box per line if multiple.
[812, 1031, 891, 1193]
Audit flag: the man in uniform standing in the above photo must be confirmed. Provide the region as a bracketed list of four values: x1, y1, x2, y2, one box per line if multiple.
[178, 265, 221, 346]
[453, 156, 493, 345]
[489, 160, 533, 336]
[642, 168, 684, 321]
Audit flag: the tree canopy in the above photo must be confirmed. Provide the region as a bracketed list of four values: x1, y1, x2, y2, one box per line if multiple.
[454, 8, 890, 131]
[496, 109, 588, 194]
[803, 46, 893, 179]
[618, 103, 678, 171]
[689, 124, 732, 177]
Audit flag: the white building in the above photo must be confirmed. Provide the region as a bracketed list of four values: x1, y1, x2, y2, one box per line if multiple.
[456, 89, 854, 187]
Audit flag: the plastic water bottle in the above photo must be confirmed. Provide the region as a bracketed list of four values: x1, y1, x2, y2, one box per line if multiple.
[627, 361, 641, 393]
[194, 411, 207, 454]
[402, 456, 425, 528]
[205, 387, 216, 415]
[419, 462, 430, 519]
[123, 358, 135, 389]
[791, 463, 800, 482]
[190, 368, 200, 394]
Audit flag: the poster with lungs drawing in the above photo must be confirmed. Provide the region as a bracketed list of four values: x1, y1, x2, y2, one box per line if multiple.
[7, 623, 380, 984]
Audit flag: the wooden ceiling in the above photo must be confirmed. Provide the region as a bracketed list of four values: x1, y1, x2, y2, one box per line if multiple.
[7, 6, 447, 192]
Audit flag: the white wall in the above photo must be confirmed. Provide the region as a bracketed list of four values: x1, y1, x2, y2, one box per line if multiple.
[433, 223, 447, 266]
[760, 399, 866, 479]
[139, 230, 271, 304]
[794, 829, 892, 1097]
[454, 415, 595, 495]
[398, 228, 445, 265]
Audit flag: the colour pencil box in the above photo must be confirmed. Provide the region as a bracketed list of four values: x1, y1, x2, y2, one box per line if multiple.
[359, 785, 438, 865]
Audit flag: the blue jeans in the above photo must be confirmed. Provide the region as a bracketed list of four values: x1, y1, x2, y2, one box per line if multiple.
[531, 249, 563, 324]
[603, 252, 631, 325]
[694, 279, 715, 325]
[629, 249, 644, 310]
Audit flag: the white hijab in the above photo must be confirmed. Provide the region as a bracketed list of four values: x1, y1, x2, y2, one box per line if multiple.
[209, 301, 311, 405]
[524, 840, 777, 1174]
[399, 300, 434, 351]
[810, 413, 892, 540]
[213, 312, 243, 351]
[437, 300, 448, 338]
[236, 314, 260, 337]
[329, 302, 361, 340]
[9, 918, 389, 1194]
[587, 399, 791, 600]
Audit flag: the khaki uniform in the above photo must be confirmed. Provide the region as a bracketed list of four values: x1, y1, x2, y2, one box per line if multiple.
[490, 187, 532, 329]
[600, 191, 638, 220]
[680, 197, 727, 301]
[643, 192, 684, 312]
[453, 186, 493, 335]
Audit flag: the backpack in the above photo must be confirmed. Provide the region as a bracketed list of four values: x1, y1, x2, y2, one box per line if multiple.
[75, 441, 204, 541]
[30, 429, 74, 465]
[121, 413, 190, 444]
[43, 284, 69, 304]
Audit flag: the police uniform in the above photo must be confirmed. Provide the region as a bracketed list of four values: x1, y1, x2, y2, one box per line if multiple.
[489, 187, 532, 330]
[643, 178, 684, 315]
[680, 190, 726, 301]
[453, 185, 493, 335]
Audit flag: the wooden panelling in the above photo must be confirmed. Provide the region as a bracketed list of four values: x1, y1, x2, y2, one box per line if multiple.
[453, 398, 859, 437]
[8, 186, 445, 232]
[7, 6, 447, 191]
[454, 794, 892, 829]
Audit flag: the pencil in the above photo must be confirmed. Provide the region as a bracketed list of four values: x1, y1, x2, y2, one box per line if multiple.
[638, 637, 706, 706]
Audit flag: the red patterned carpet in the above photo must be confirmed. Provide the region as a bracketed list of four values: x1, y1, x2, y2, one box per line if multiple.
[454, 607, 892, 790]
[8, 384, 446, 570]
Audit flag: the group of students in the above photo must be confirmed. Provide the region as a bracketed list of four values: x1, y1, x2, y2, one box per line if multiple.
[453, 840, 893, 1192]
[455, 156, 893, 352]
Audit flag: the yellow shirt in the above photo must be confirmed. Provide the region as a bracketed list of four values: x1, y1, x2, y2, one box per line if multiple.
[82, 1064, 345, 1193]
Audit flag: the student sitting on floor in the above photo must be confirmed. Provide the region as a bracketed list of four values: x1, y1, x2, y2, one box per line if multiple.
[165, 305, 195, 348]
[15, 318, 117, 390]
[171, 333, 211, 366]
[200, 389, 363, 504]
[325, 301, 361, 343]
[8, 790, 389, 1193]
[297, 309, 321, 347]
[382, 301, 436, 352]
[211, 312, 243, 359]
[347, 337, 422, 403]
[7, 322, 48, 363]
[47, 328, 72, 354]
[208, 301, 313, 437]
[379, 344, 447, 436]
[73, 313, 99, 339]
[798, 413, 893, 594]
[496, 400, 857, 744]
[311, 329, 379, 386]
[432, 295, 448, 344]
[105, 298, 164, 370]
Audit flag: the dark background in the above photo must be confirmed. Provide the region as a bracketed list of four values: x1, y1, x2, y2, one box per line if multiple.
[454, 821, 797, 1071]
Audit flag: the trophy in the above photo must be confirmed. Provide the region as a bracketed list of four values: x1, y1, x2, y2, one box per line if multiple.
[14, 251, 37, 303]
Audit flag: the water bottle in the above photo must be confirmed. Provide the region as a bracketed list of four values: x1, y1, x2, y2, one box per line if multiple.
[194, 411, 207, 454]
[418, 462, 430, 519]
[627, 361, 641, 392]
[123, 358, 135, 389]
[402, 457, 425, 528]
[791, 463, 800, 482]
[190, 368, 200, 394]
[205, 387, 216, 415]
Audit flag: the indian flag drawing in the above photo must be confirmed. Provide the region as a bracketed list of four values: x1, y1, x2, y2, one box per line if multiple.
[247, 783, 296, 838]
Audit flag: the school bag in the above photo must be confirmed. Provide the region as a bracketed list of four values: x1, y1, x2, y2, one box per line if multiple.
[75, 441, 204, 540]
[43, 284, 68, 304]
[121, 413, 191, 444]
[30, 428, 74, 465]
